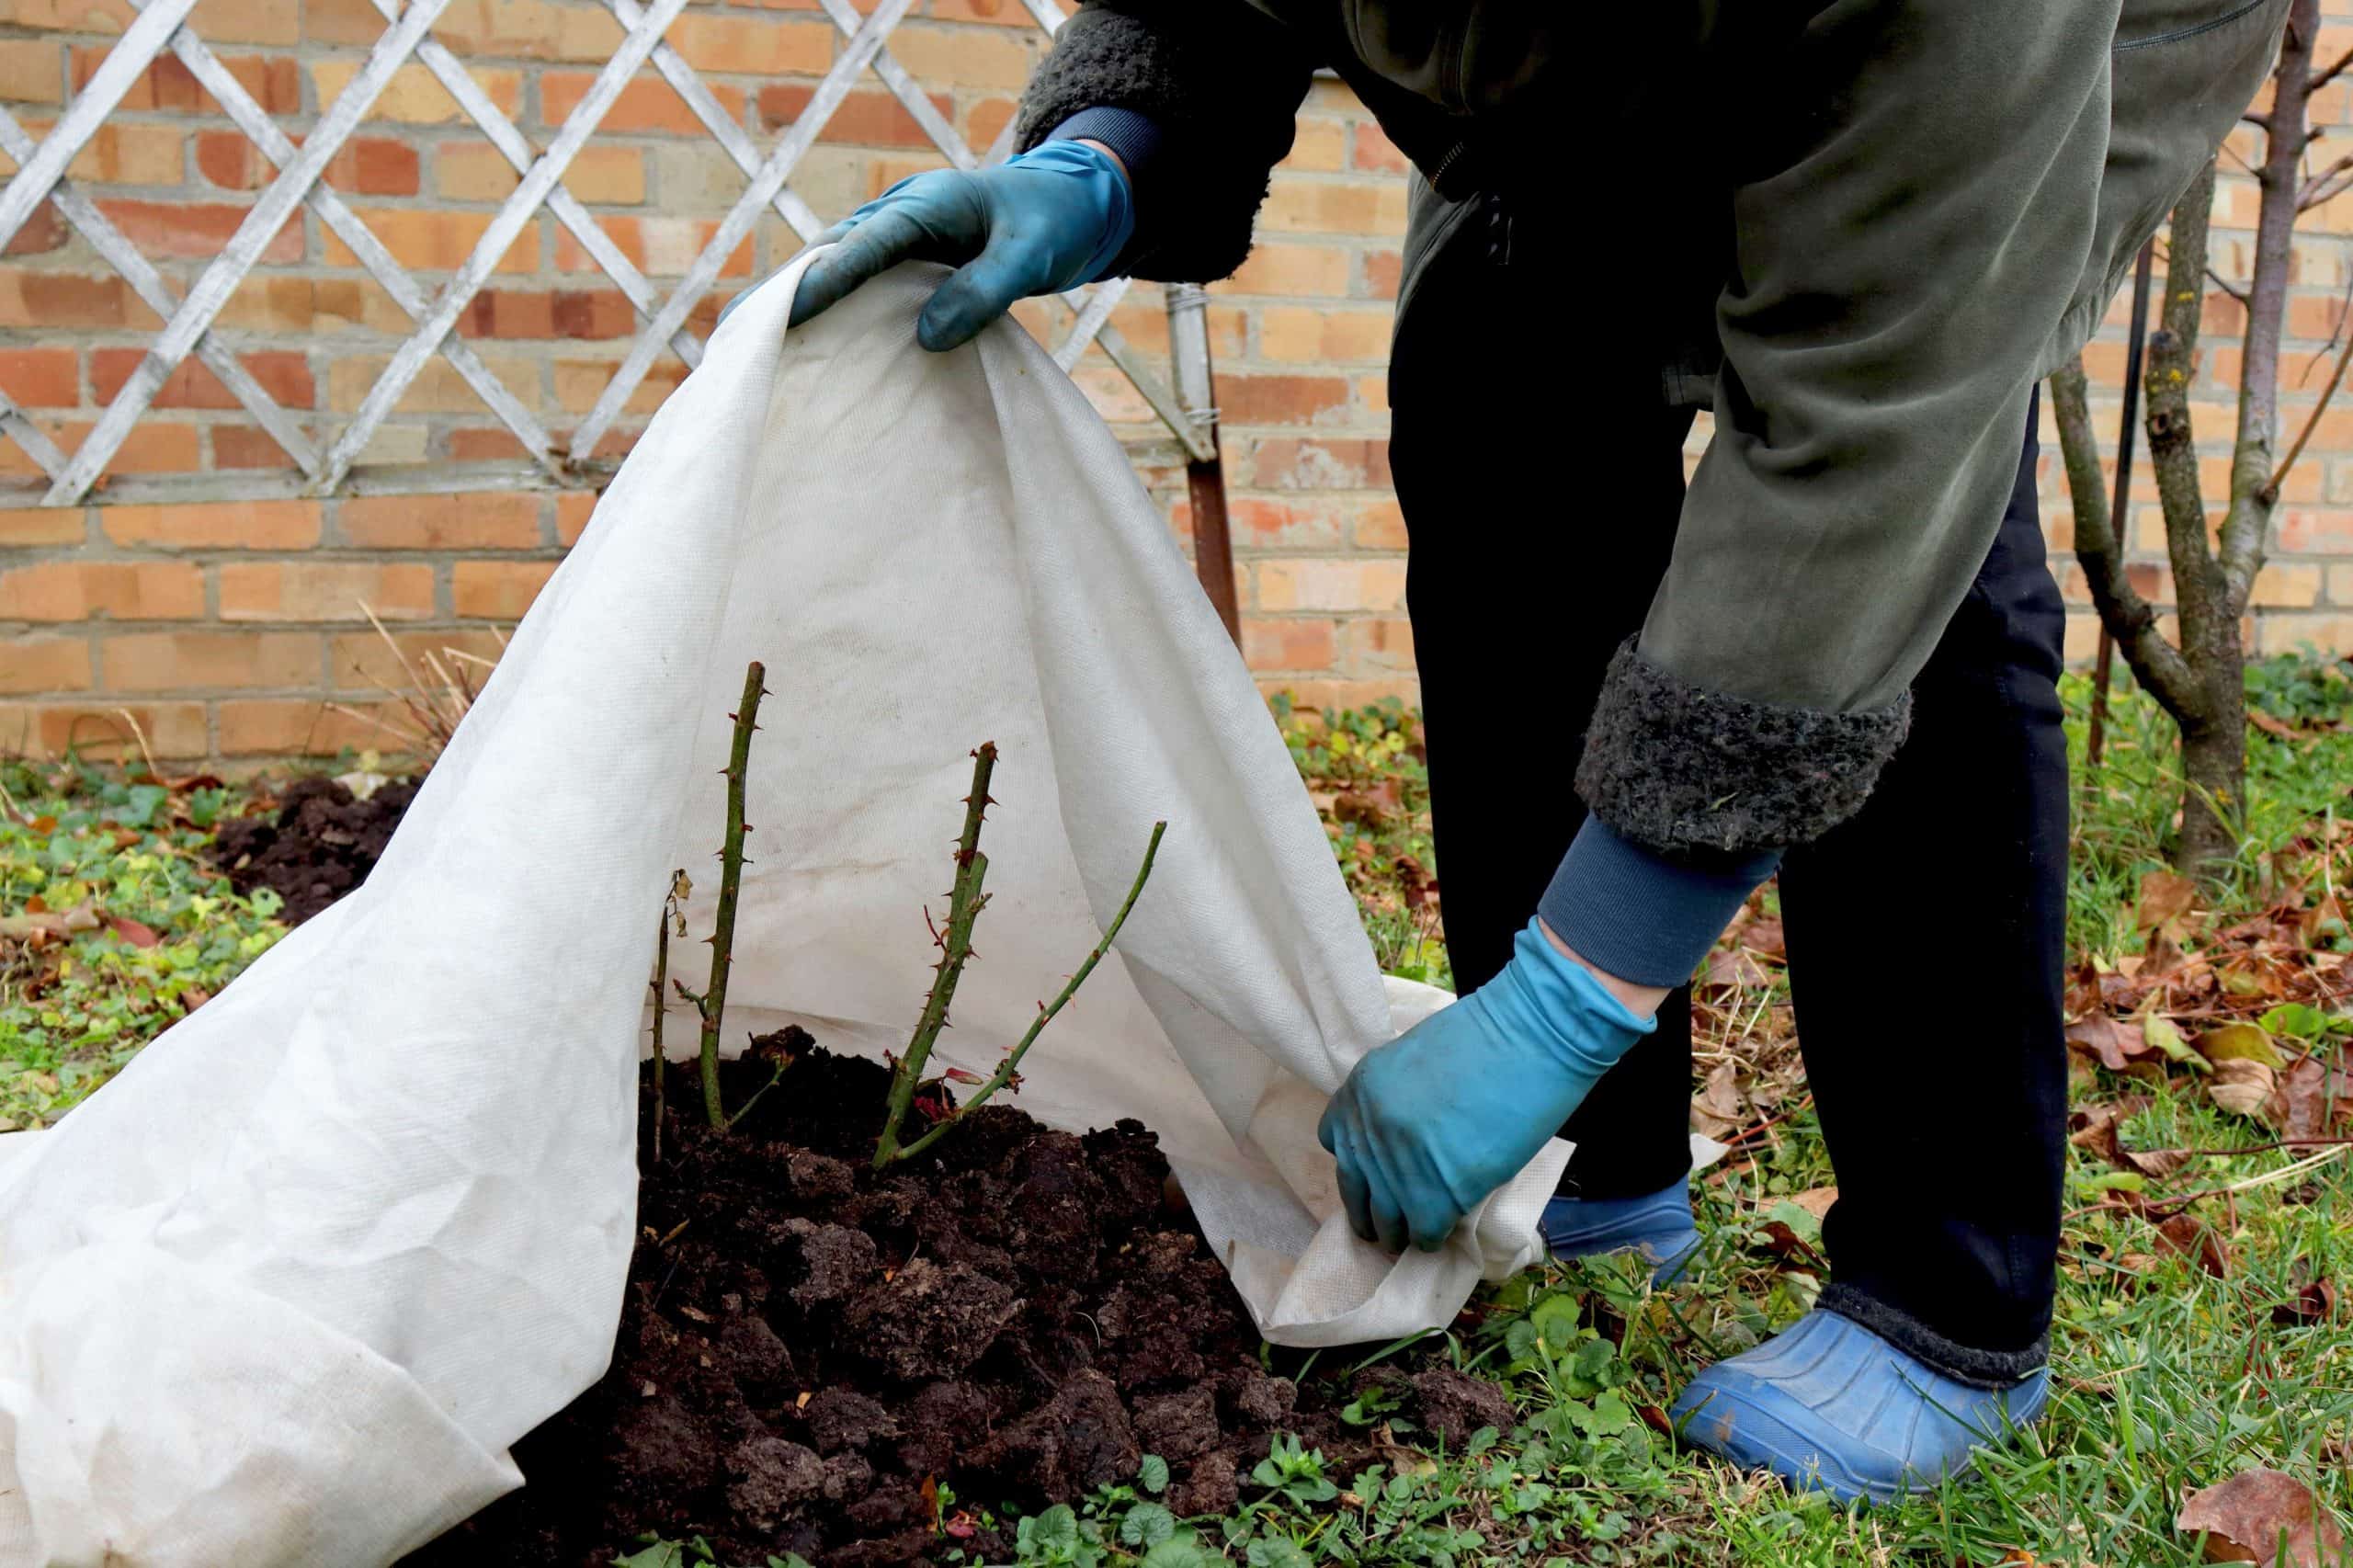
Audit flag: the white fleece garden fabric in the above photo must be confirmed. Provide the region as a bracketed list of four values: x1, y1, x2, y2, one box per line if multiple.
[0, 257, 1571, 1564]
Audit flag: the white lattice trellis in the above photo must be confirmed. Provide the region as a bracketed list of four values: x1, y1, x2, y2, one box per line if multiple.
[0, 0, 1220, 510]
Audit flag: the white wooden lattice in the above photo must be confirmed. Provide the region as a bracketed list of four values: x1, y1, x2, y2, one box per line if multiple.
[0, 0, 1217, 508]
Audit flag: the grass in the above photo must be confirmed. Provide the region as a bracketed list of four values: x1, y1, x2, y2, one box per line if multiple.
[6, 659, 2349, 1565]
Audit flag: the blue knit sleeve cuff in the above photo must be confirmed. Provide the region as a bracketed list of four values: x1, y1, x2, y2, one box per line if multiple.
[1048, 107, 1164, 186]
[1538, 817, 1779, 991]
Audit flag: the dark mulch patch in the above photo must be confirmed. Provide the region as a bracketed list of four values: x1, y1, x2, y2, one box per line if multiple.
[407, 1038, 1511, 1566]
[210, 774, 417, 925]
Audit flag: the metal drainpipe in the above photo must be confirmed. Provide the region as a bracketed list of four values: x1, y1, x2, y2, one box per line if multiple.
[1165, 281, 1241, 645]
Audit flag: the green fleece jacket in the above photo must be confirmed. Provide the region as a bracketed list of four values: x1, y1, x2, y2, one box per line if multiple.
[1012, 0, 2286, 856]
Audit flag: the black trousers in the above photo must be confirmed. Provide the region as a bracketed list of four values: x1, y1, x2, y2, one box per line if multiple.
[1387, 204, 2070, 1376]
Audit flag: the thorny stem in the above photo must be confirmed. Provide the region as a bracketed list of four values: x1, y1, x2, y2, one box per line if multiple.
[874, 744, 999, 1167]
[699, 661, 768, 1131]
[889, 820, 1166, 1165]
[647, 868, 686, 1162]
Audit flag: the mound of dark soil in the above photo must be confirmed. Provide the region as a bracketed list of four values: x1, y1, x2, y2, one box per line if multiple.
[407, 1039, 1512, 1567]
[210, 775, 417, 925]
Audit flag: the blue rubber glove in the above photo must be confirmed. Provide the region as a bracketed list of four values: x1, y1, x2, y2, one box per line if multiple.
[784, 140, 1134, 352]
[1318, 918, 1656, 1254]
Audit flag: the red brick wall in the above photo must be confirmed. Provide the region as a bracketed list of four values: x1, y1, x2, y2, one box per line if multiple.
[1, 4, 2349, 765]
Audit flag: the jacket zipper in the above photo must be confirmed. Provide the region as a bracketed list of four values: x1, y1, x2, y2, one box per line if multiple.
[2114, 0, 2272, 53]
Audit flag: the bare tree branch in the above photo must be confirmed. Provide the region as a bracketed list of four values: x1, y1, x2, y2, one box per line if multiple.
[2206, 266, 2251, 306]
[2264, 327, 2353, 506]
[2313, 39, 2353, 93]
[2051, 357, 2200, 710]
[2300, 151, 2353, 210]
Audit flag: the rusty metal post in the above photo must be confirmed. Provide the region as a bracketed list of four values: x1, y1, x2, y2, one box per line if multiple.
[1165, 281, 1240, 644]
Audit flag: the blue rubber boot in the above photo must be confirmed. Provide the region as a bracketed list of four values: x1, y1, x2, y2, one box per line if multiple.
[1669, 1310, 2049, 1504]
[1539, 1179, 1700, 1286]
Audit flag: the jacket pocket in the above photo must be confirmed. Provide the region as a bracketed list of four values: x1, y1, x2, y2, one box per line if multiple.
[2116, 0, 2275, 52]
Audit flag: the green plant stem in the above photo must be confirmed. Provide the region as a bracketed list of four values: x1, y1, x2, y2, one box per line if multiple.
[890, 819, 1165, 1165]
[699, 661, 767, 1131]
[875, 744, 999, 1166]
[649, 898, 669, 1163]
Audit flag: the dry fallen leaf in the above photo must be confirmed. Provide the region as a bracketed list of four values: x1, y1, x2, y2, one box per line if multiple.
[2069, 1015, 2150, 1073]
[2177, 1468, 2347, 1566]
[2211, 1058, 2280, 1119]
[1689, 1061, 1748, 1141]
[2272, 1278, 2338, 1328]
[2200, 1023, 2288, 1069]
[1790, 1186, 1839, 1222]
[1700, 946, 1772, 992]
[2154, 1212, 2233, 1279]
[2140, 870, 2200, 931]
[2268, 1055, 2346, 1141]
[104, 915, 159, 949]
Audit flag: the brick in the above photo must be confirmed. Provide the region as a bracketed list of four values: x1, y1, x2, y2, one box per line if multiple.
[1356, 373, 1388, 416]
[3, 204, 63, 256]
[301, 0, 383, 44]
[446, 426, 529, 461]
[1175, 497, 1340, 549]
[1073, 366, 1154, 426]
[189, 0, 299, 42]
[1259, 177, 1409, 237]
[435, 141, 642, 204]
[0, 699, 207, 757]
[6, 0, 133, 32]
[308, 61, 521, 123]
[2333, 563, 2353, 605]
[211, 426, 302, 469]
[325, 352, 539, 415]
[540, 72, 743, 135]
[215, 698, 403, 756]
[1259, 305, 1392, 362]
[0, 634, 88, 693]
[755, 84, 950, 145]
[1242, 617, 1336, 672]
[885, 22, 1033, 86]
[219, 562, 434, 621]
[452, 558, 556, 618]
[2250, 562, 2325, 607]
[928, 0, 1031, 21]
[0, 506, 83, 545]
[1363, 249, 1403, 301]
[1105, 300, 1246, 359]
[555, 357, 682, 415]
[555, 490, 597, 545]
[1246, 437, 1390, 491]
[1218, 373, 1350, 427]
[90, 348, 313, 410]
[0, 271, 156, 329]
[0, 40, 62, 104]
[102, 499, 321, 550]
[0, 561, 202, 620]
[1255, 558, 1405, 613]
[1352, 617, 1415, 670]
[0, 420, 199, 478]
[665, 13, 829, 73]
[339, 493, 540, 549]
[2278, 509, 2353, 552]
[556, 216, 749, 277]
[101, 630, 318, 691]
[962, 96, 1017, 151]
[326, 625, 506, 691]
[5, 120, 182, 184]
[456, 286, 634, 340]
[80, 49, 298, 114]
[863, 153, 954, 199]
[323, 208, 538, 274]
[1279, 118, 1347, 174]
[96, 199, 303, 263]
[213, 275, 377, 335]
[2256, 613, 2353, 655]
[1353, 122, 1407, 174]
[1348, 498, 1406, 550]
[429, 0, 622, 62]
[0, 347, 76, 407]
[1219, 242, 1348, 299]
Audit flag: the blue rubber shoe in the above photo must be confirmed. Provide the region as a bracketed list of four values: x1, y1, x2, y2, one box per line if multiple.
[1669, 1310, 2049, 1504]
[1539, 1179, 1700, 1285]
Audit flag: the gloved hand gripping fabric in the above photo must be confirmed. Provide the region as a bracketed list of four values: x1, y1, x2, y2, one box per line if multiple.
[1318, 917, 1655, 1253]
[785, 141, 1134, 351]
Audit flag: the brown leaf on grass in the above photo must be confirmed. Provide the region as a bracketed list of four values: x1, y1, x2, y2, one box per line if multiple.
[2139, 870, 2200, 932]
[104, 915, 159, 949]
[2249, 708, 2304, 742]
[1739, 918, 1786, 960]
[2072, 1104, 2191, 1178]
[2210, 1058, 2281, 1119]
[2068, 1015, 2150, 1072]
[0, 904, 99, 941]
[1789, 1186, 1838, 1222]
[2177, 1468, 2347, 1566]
[1690, 1061, 1747, 1141]
[2200, 1024, 2288, 1068]
[1700, 946, 1773, 993]
[2269, 1055, 2347, 1141]
[2154, 1212, 2233, 1279]
[2302, 892, 2346, 948]
[1332, 778, 1404, 829]
[2272, 1278, 2338, 1328]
